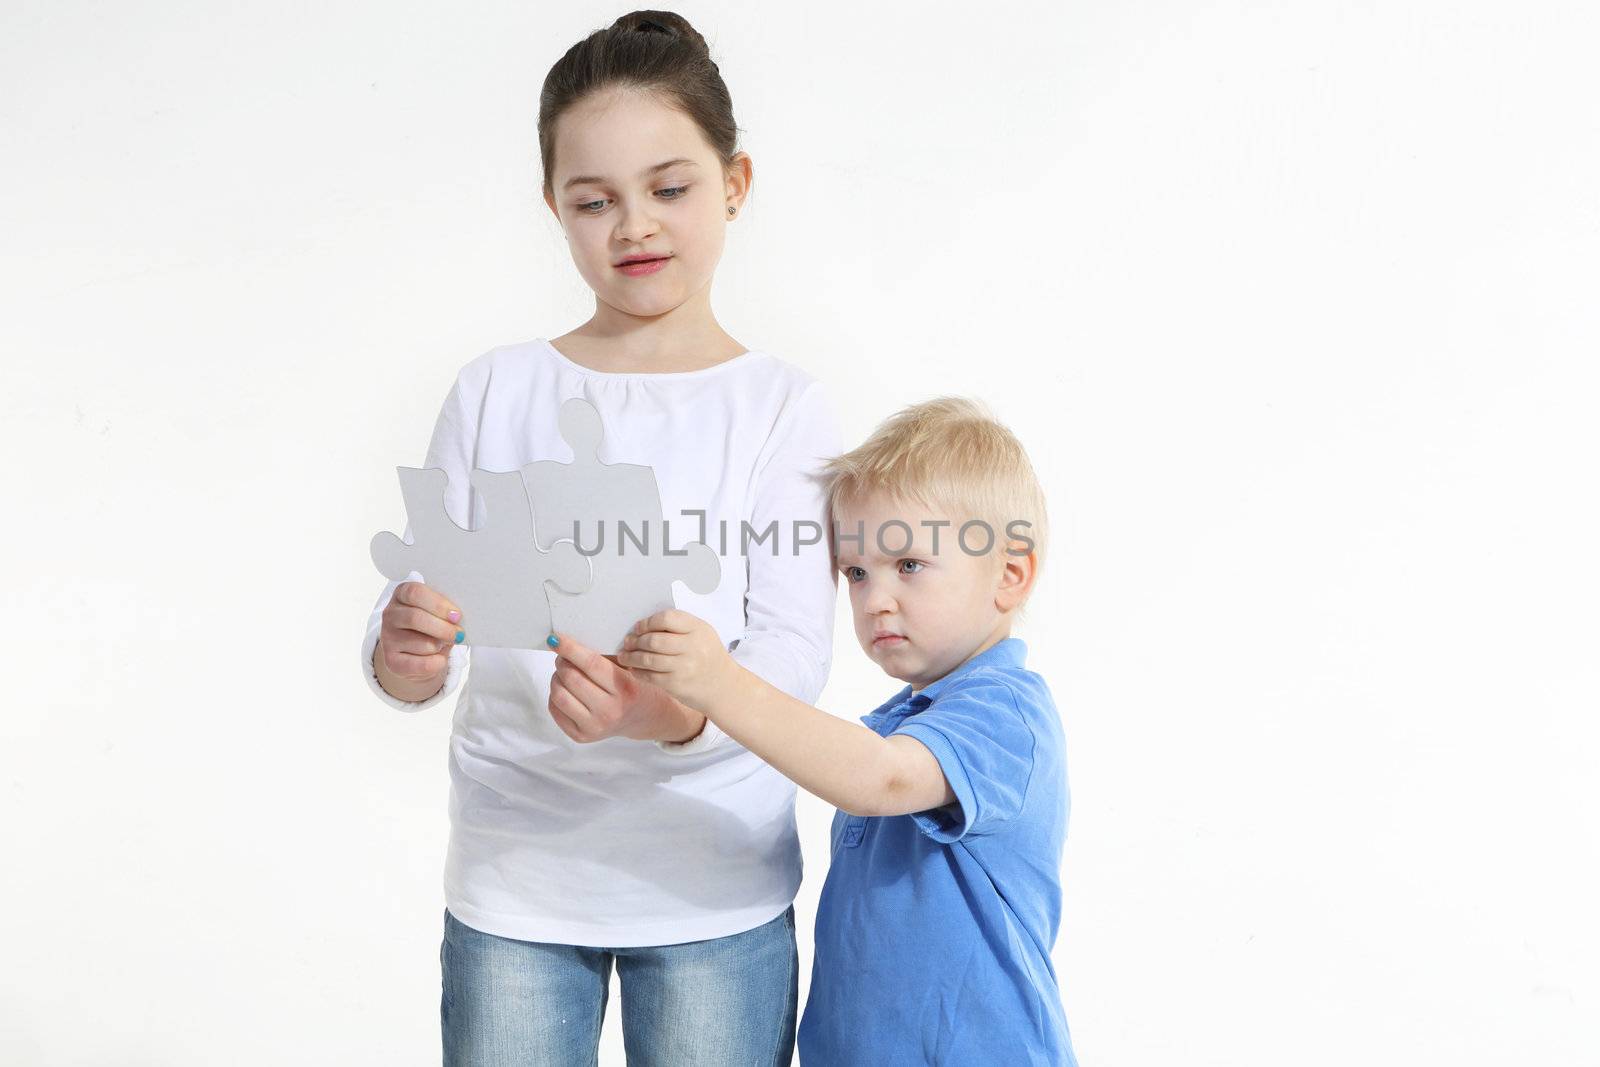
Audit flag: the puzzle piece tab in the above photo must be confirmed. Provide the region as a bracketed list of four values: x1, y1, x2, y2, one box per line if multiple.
[522, 397, 721, 654]
[370, 466, 592, 650]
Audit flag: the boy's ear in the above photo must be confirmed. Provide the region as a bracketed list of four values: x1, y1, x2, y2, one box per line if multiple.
[994, 544, 1037, 614]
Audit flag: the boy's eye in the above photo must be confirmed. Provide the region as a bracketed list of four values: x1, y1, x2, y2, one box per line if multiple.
[577, 199, 606, 213]
[842, 562, 921, 581]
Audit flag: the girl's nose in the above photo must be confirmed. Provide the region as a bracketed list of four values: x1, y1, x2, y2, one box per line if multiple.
[613, 202, 659, 244]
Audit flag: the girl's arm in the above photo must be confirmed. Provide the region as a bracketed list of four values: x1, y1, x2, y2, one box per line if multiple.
[362, 370, 476, 712]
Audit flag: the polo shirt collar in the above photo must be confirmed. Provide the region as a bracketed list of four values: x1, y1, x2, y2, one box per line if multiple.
[860, 636, 1029, 725]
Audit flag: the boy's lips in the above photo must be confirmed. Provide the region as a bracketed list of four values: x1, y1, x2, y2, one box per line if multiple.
[872, 633, 906, 647]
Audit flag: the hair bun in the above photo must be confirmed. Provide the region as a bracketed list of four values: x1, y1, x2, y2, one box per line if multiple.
[608, 10, 716, 56]
[540, 9, 734, 197]
[611, 10, 705, 49]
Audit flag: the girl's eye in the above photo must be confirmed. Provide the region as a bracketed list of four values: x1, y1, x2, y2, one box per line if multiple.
[575, 186, 686, 214]
[899, 560, 923, 575]
[843, 566, 864, 583]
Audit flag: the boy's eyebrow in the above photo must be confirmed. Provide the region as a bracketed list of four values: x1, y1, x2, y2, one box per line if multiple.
[836, 544, 931, 566]
[562, 158, 699, 191]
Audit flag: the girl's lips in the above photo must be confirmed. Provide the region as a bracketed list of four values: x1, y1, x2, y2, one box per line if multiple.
[615, 256, 669, 276]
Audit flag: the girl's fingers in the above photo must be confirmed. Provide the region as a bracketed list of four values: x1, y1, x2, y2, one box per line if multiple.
[549, 680, 598, 738]
[379, 641, 449, 681]
[399, 581, 462, 627]
[548, 703, 585, 743]
[554, 661, 610, 714]
[549, 632, 619, 695]
[404, 604, 462, 649]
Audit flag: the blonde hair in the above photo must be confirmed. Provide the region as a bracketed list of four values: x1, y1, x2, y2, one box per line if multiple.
[820, 397, 1049, 619]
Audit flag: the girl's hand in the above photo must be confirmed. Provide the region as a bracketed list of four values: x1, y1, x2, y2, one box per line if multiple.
[547, 632, 700, 743]
[376, 581, 463, 683]
[616, 609, 737, 713]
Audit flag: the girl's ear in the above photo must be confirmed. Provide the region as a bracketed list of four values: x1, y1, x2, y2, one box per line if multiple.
[724, 152, 754, 211]
[543, 191, 570, 240]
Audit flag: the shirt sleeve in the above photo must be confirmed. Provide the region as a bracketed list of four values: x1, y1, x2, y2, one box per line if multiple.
[657, 379, 844, 754]
[359, 370, 476, 713]
[891, 681, 1037, 842]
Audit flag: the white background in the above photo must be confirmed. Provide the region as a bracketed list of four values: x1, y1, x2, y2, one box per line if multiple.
[3, 1, 1597, 1064]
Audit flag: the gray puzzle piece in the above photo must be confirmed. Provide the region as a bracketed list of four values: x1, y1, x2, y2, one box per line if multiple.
[370, 466, 592, 650]
[523, 397, 720, 654]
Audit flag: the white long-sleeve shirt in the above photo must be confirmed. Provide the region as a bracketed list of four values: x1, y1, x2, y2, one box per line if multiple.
[360, 337, 841, 946]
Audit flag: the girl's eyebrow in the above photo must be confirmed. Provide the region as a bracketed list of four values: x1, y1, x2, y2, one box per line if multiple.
[562, 158, 699, 191]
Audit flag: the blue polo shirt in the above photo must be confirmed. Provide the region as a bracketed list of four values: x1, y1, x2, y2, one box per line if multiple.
[797, 637, 1077, 1066]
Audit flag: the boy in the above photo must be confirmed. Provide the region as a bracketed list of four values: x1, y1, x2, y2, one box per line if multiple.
[554, 397, 1076, 1065]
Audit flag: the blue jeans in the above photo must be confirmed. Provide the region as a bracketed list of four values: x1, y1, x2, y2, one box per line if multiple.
[440, 906, 799, 1066]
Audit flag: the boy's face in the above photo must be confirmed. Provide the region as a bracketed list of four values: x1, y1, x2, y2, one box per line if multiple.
[834, 492, 1029, 692]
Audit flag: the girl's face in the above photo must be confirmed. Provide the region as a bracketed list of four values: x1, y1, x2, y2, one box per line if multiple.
[544, 87, 747, 320]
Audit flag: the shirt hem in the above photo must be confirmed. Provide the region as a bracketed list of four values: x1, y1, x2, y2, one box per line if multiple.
[442, 886, 799, 948]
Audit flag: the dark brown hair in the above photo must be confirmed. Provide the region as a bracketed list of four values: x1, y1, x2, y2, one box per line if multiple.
[538, 10, 740, 197]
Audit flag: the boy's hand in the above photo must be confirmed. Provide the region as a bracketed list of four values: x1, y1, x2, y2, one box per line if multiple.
[547, 632, 697, 744]
[616, 609, 736, 714]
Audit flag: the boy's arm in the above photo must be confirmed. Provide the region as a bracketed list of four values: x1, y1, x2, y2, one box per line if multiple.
[712, 665, 957, 817]
[656, 381, 842, 756]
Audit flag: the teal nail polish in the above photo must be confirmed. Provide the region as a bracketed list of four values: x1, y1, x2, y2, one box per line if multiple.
[546, 634, 560, 649]
[454, 630, 465, 644]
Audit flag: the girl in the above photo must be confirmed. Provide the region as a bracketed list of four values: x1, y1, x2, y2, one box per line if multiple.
[360, 11, 840, 1065]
